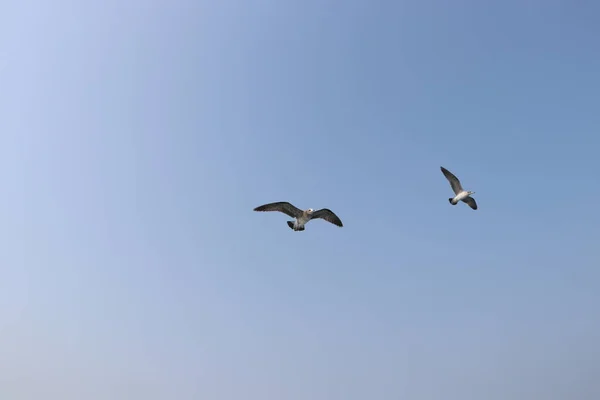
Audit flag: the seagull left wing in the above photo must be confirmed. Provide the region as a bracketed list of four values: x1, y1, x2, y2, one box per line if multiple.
[461, 197, 478, 210]
[310, 209, 343, 227]
[253, 202, 303, 218]
[440, 166, 463, 195]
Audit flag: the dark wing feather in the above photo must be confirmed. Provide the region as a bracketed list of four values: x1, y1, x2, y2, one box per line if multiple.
[440, 166, 463, 195]
[461, 197, 478, 210]
[253, 202, 303, 218]
[310, 208, 343, 227]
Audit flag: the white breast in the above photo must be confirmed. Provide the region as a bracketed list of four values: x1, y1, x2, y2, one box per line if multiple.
[453, 191, 469, 202]
[297, 215, 310, 225]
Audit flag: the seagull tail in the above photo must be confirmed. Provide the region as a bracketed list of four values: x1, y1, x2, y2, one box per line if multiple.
[287, 221, 304, 231]
[448, 198, 456, 205]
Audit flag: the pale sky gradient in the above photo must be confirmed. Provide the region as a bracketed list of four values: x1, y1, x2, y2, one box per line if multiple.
[1, 1, 599, 399]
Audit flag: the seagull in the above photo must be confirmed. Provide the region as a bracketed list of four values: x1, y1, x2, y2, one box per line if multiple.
[253, 201, 343, 231]
[440, 166, 478, 210]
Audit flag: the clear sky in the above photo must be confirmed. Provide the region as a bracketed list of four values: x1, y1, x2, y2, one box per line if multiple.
[1, 1, 599, 399]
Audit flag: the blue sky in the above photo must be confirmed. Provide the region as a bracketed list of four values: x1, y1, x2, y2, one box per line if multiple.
[1, 0, 599, 399]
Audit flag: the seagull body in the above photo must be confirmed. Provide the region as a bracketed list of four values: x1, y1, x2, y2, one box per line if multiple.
[440, 166, 478, 210]
[253, 201, 343, 231]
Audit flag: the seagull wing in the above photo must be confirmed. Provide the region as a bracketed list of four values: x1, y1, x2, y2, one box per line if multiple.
[253, 202, 303, 218]
[440, 166, 463, 195]
[461, 196, 478, 210]
[310, 208, 343, 227]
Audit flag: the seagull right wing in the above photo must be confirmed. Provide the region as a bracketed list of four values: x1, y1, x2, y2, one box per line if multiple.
[253, 202, 303, 218]
[310, 209, 343, 227]
[440, 166, 463, 195]
[461, 197, 478, 210]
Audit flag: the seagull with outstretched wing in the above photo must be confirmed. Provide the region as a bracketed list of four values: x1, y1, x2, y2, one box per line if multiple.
[440, 166, 478, 210]
[253, 201, 343, 231]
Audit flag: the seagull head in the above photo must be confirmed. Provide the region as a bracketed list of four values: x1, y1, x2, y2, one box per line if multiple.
[306, 208, 314, 214]
[468, 191, 475, 195]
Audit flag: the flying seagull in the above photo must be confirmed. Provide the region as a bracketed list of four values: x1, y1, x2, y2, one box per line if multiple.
[440, 166, 478, 210]
[253, 201, 343, 231]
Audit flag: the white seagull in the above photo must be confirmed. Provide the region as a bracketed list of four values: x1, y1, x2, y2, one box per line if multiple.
[440, 166, 478, 210]
[253, 201, 343, 231]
